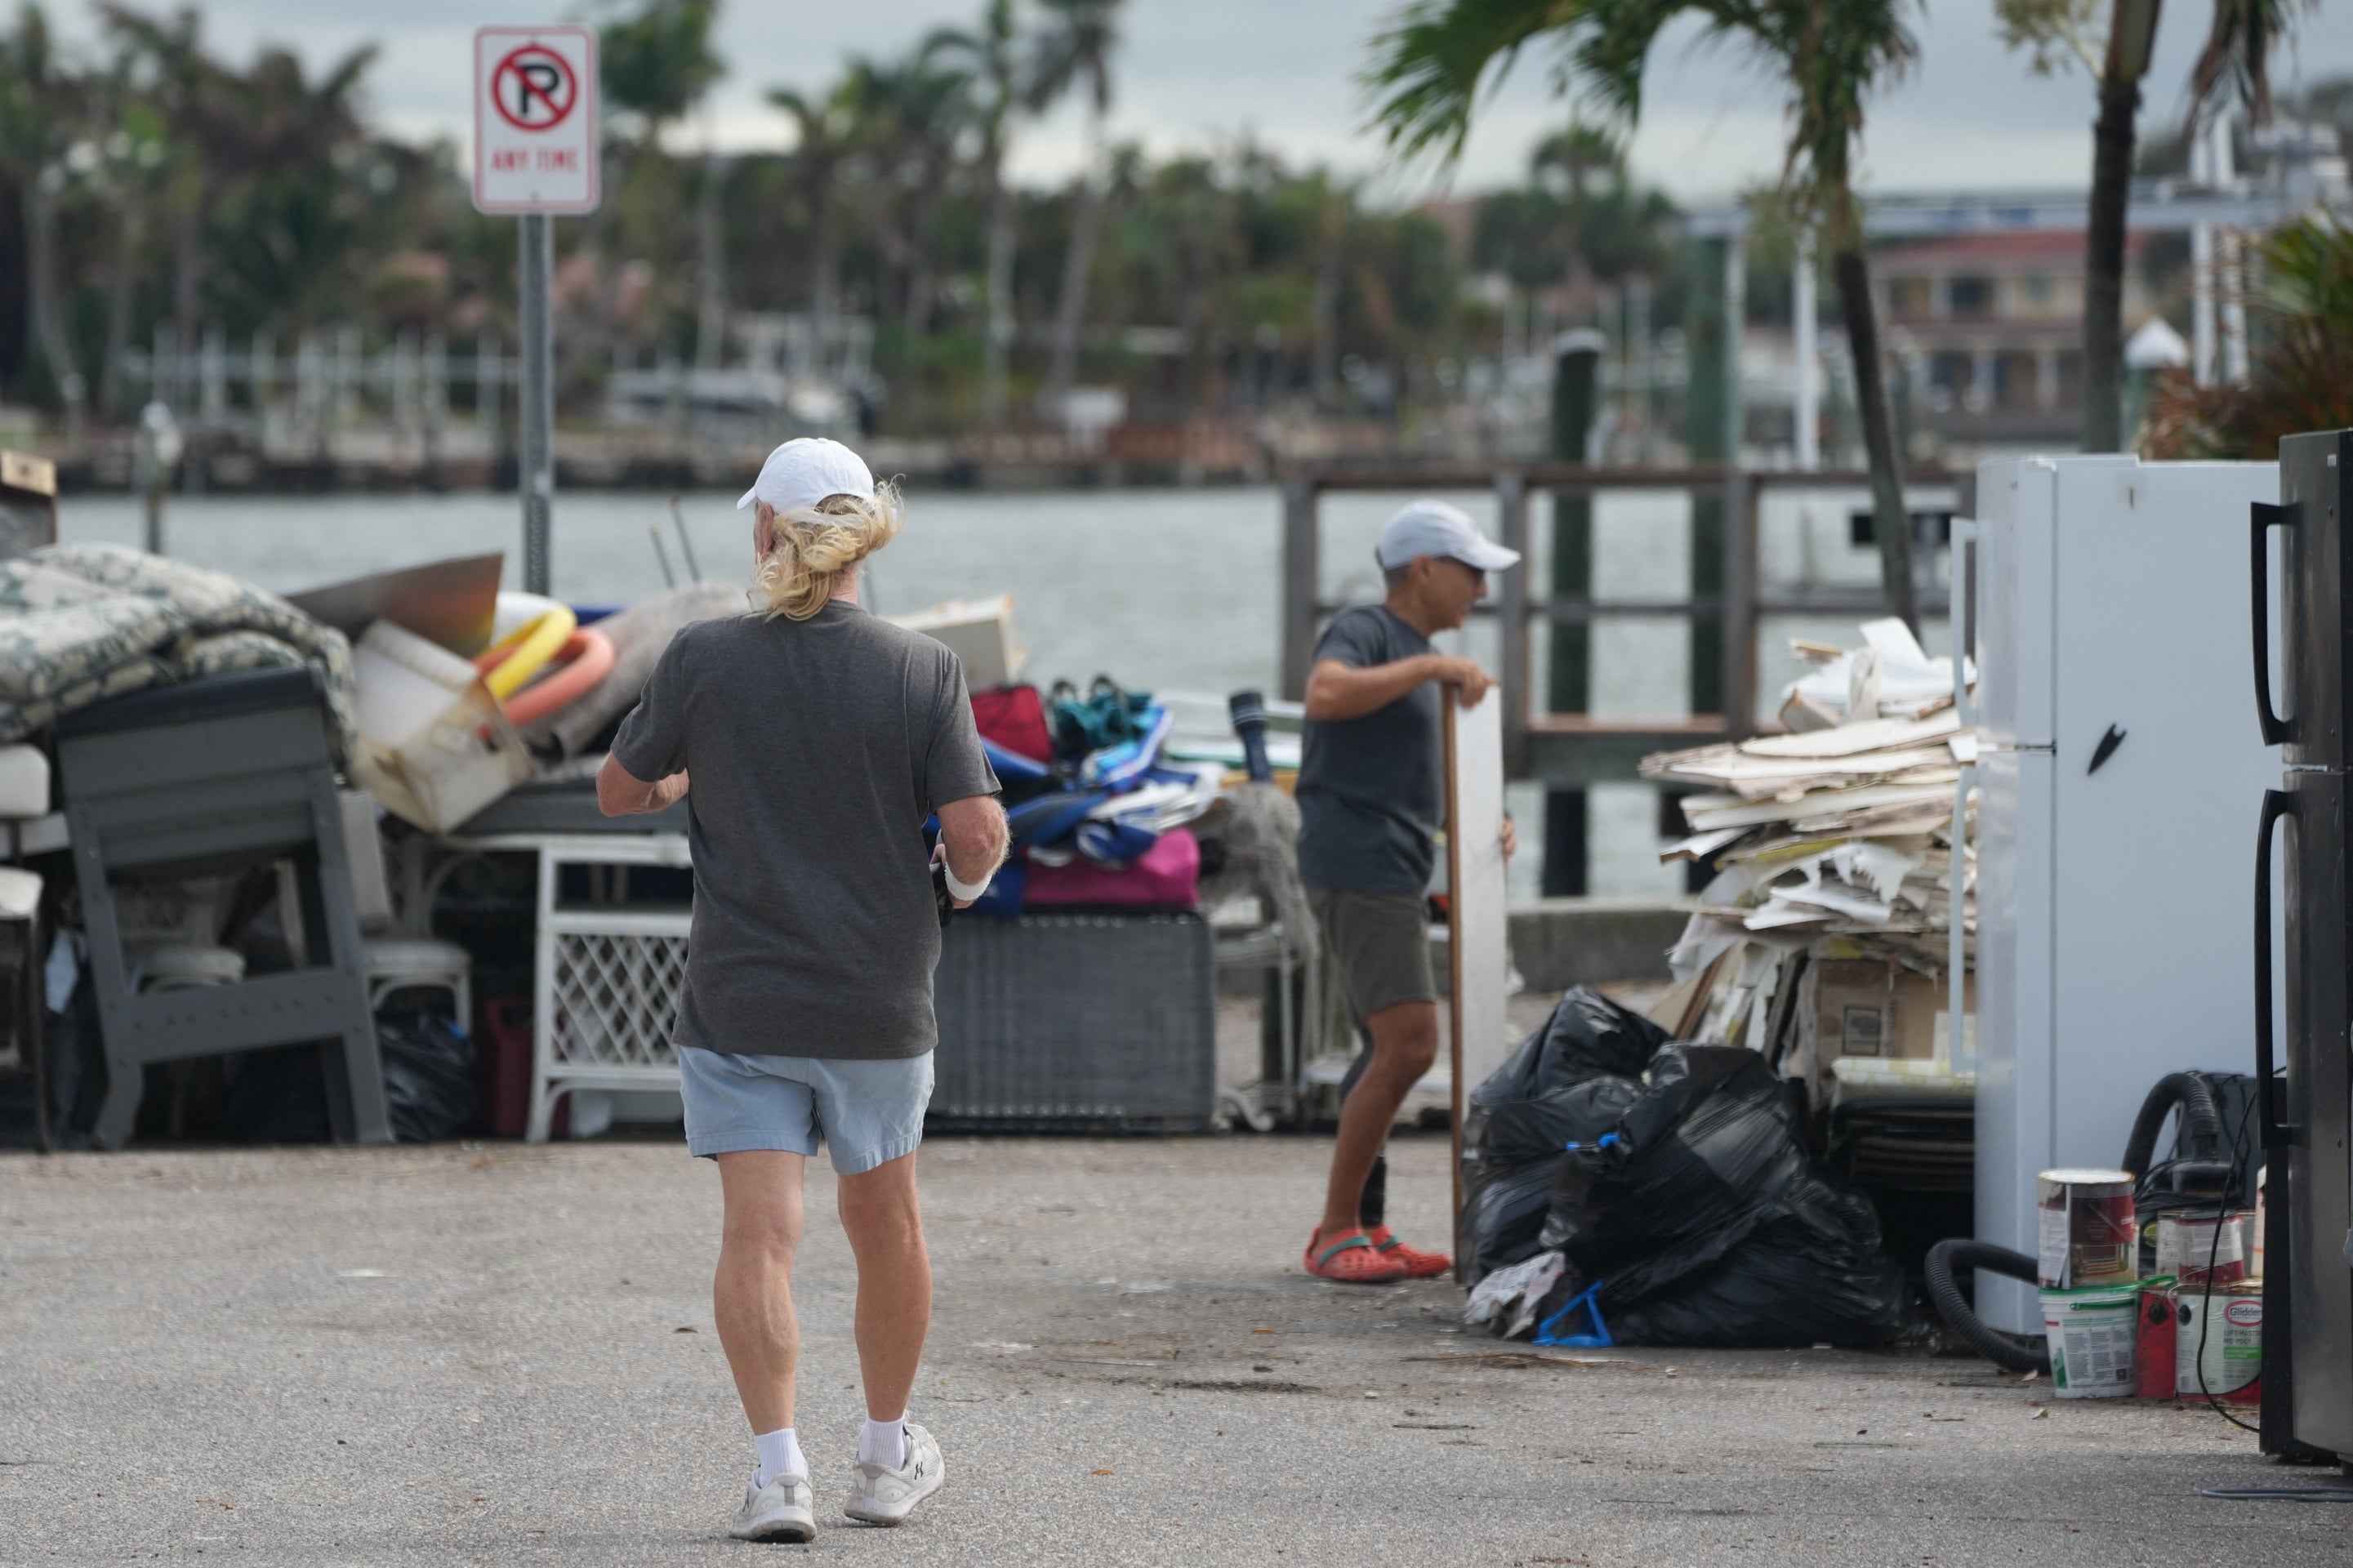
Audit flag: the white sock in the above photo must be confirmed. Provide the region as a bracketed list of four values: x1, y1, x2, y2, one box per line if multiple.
[858, 1414, 909, 1471]
[752, 1428, 804, 1489]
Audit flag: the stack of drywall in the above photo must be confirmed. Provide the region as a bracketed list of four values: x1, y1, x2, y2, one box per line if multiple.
[1642, 619, 1975, 1110]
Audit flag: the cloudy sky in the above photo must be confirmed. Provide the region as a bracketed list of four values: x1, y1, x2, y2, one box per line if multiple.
[51, 1, 2353, 203]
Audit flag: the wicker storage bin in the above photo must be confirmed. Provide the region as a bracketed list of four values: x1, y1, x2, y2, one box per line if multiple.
[930, 911, 1215, 1134]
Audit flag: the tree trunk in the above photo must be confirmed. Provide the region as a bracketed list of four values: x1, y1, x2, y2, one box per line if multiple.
[26, 185, 81, 420]
[100, 198, 144, 416]
[693, 154, 728, 374]
[2080, 73, 2140, 452]
[902, 182, 942, 344]
[1311, 225, 1339, 412]
[810, 176, 840, 376]
[979, 142, 1015, 426]
[172, 181, 202, 356]
[1045, 105, 1103, 404]
[1830, 242, 1919, 636]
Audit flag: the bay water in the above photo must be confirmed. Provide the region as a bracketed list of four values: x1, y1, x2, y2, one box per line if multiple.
[60, 482, 1931, 898]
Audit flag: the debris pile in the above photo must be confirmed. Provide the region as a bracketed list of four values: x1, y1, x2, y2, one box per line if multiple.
[1642, 620, 1975, 1110]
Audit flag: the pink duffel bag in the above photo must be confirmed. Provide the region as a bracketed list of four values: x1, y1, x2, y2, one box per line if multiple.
[1023, 827, 1201, 909]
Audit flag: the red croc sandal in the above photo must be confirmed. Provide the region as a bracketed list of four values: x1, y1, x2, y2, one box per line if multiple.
[1304, 1230, 1410, 1284]
[1366, 1225, 1452, 1280]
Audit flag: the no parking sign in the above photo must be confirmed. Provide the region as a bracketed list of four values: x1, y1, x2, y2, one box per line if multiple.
[472, 25, 599, 214]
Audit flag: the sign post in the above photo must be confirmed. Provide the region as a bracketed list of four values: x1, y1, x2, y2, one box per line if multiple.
[473, 25, 599, 597]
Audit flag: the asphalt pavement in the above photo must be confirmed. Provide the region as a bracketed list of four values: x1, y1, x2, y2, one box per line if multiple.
[2, 1133, 2346, 1566]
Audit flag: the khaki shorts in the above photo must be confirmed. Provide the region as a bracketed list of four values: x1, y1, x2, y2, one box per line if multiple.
[1308, 886, 1437, 1022]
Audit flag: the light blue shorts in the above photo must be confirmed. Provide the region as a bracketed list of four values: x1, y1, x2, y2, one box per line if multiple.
[679, 1048, 934, 1174]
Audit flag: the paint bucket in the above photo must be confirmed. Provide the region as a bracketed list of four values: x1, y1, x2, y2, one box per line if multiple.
[2037, 1168, 2138, 1288]
[2154, 1209, 2253, 1285]
[2041, 1283, 2139, 1398]
[2135, 1277, 2178, 1400]
[2235, 1206, 2261, 1281]
[2175, 1281, 2263, 1404]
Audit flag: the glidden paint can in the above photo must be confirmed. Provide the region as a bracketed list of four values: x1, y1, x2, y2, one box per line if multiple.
[2135, 1277, 2178, 1400]
[2175, 1281, 2263, 1405]
[2037, 1168, 2138, 1288]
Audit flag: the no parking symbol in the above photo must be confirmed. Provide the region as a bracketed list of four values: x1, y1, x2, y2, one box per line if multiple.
[473, 26, 599, 214]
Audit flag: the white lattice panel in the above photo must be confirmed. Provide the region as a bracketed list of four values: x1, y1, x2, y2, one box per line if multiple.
[550, 929, 687, 1068]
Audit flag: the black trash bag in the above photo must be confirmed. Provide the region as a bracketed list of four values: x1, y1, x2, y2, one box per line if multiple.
[1458, 987, 1656, 1282]
[1476, 988, 1664, 1129]
[377, 1011, 478, 1143]
[1458, 1149, 1559, 1281]
[226, 1013, 479, 1144]
[1605, 1177, 1906, 1348]
[1534, 1043, 1905, 1348]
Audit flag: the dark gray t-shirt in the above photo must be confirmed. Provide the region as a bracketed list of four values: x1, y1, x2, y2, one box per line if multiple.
[611, 601, 1000, 1061]
[1295, 604, 1441, 895]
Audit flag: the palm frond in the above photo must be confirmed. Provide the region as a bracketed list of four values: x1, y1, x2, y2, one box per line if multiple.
[1361, 0, 1589, 167]
[2186, 0, 2305, 129]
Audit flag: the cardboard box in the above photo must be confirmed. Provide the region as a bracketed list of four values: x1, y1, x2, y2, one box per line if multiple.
[1808, 960, 1972, 1062]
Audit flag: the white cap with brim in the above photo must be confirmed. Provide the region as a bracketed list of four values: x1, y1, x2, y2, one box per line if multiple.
[736, 437, 877, 514]
[1375, 497, 1522, 573]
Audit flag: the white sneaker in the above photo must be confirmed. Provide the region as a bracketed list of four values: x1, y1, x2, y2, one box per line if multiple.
[729, 1468, 816, 1543]
[843, 1422, 944, 1526]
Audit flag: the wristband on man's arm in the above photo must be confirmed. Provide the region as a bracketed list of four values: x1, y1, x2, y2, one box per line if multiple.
[932, 841, 993, 901]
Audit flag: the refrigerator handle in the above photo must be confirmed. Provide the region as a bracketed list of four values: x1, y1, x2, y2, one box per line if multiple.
[2252, 502, 2292, 746]
[2254, 786, 2296, 1152]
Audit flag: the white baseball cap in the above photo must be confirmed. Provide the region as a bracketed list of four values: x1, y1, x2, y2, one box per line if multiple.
[1375, 498, 1522, 573]
[736, 437, 877, 514]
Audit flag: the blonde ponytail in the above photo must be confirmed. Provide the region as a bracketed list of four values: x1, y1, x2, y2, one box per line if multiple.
[751, 482, 905, 621]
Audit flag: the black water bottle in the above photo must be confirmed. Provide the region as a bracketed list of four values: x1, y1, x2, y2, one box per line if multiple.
[1228, 688, 1273, 783]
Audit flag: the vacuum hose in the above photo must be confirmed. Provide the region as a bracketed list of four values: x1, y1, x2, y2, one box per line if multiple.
[1924, 1240, 2046, 1373]
[2119, 1071, 2225, 1178]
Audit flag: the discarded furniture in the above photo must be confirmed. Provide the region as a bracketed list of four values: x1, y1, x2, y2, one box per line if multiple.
[56, 666, 390, 1149]
[0, 864, 41, 1147]
[341, 789, 474, 1025]
[439, 818, 1219, 1140]
[436, 828, 690, 1143]
[930, 911, 1217, 1134]
[2253, 428, 2353, 1459]
[1973, 455, 2279, 1332]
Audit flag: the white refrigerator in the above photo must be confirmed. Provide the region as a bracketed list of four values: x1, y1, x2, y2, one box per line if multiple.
[1974, 455, 2281, 1332]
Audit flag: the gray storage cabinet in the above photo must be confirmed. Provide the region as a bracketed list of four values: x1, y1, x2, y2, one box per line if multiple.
[930, 911, 1215, 1134]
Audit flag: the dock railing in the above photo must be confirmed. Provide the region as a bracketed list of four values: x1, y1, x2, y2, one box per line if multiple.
[1279, 464, 1963, 786]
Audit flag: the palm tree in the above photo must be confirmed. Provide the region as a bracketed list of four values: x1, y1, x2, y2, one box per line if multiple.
[1024, 0, 1121, 408]
[927, 0, 1021, 424]
[844, 45, 978, 345]
[0, 4, 90, 421]
[768, 82, 865, 362]
[96, 6, 221, 356]
[1996, 0, 2295, 452]
[598, 1, 725, 367]
[1366, 0, 1927, 633]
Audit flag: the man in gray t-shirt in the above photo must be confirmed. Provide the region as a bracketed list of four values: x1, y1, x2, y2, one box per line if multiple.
[1295, 499, 1518, 1285]
[599, 439, 1004, 1540]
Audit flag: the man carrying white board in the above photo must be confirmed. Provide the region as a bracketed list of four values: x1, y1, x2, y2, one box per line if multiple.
[1297, 498, 1518, 1283]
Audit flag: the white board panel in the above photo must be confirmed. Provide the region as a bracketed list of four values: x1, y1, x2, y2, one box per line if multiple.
[1446, 687, 1512, 1229]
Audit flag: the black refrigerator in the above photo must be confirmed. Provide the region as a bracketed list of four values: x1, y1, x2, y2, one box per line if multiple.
[2253, 425, 2353, 1459]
